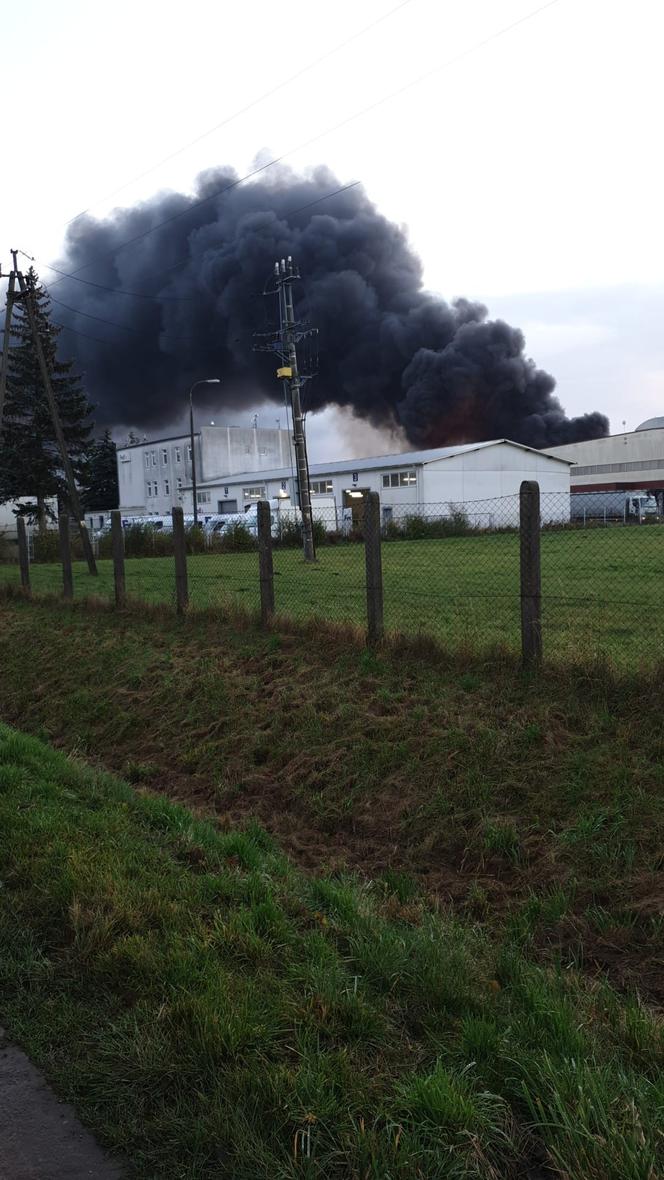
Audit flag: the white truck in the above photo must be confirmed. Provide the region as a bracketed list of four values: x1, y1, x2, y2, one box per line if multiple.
[570, 490, 659, 523]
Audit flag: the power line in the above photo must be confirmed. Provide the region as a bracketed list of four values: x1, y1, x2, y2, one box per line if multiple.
[62, 1, 416, 227]
[37, 180, 362, 299]
[47, 294, 152, 334]
[39, 182, 364, 343]
[38, 265, 197, 300]
[43, 0, 561, 292]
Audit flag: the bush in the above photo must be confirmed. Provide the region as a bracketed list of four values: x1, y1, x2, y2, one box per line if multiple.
[0, 529, 15, 563]
[273, 517, 329, 549]
[185, 525, 206, 555]
[33, 529, 62, 563]
[384, 505, 471, 541]
[216, 522, 256, 552]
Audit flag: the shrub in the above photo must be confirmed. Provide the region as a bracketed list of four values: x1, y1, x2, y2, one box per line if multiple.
[0, 529, 14, 563]
[33, 529, 62, 563]
[185, 525, 205, 555]
[217, 522, 256, 552]
[384, 505, 472, 541]
[274, 518, 329, 549]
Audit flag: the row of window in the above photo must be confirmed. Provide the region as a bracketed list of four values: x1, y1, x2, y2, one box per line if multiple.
[146, 478, 184, 498]
[574, 458, 664, 475]
[382, 471, 417, 488]
[140, 469, 418, 501]
[143, 446, 191, 470]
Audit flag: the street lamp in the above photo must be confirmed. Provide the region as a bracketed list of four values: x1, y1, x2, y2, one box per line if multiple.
[189, 379, 220, 525]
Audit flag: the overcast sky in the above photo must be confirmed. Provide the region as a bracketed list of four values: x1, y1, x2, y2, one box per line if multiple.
[4, 0, 663, 458]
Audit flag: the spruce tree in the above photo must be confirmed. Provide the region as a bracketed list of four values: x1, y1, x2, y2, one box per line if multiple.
[0, 268, 94, 530]
[83, 429, 119, 509]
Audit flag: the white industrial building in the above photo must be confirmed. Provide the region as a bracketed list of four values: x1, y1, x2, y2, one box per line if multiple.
[115, 424, 293, 518]
[546, 418, 664, 508]
[185, 439, 571, 527]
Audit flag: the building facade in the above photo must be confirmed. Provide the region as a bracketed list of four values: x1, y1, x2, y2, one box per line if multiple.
[187, 440, 571, 526]
[545, 418, 664, 508]
[116, 425, 293, 517]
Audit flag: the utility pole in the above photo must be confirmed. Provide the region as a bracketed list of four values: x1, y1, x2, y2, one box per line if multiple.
[254, 258, 316, 562]
[0, 250, 97, 575]
[0, 267, 16, 426]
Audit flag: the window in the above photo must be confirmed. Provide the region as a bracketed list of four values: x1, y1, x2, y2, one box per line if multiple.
[162, 448, 168, 465]
[196, 491, 211, 505]
[164, 479, 170, 496]
[175, 447, 181, 463]
[144, 453, 150, 470]
[177, 477, 183, 489]
[88, 516, 94, 528]
[382, 470, 417, 488]
[151, 451, 157, 467]
[146, 483, 152, 498]
[98, 515, 104, 529]
[187, 445, 192, 461]
[310, 479, 333, 495]
[243, 486, 266, 500]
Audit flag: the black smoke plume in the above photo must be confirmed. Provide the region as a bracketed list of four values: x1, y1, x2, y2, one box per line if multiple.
[52, 164, 609, 448]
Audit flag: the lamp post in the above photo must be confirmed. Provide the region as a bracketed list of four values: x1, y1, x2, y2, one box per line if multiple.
[189, 379, 220, 525]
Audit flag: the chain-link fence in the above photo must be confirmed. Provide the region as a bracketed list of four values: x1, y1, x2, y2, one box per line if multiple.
[2, 486, 664, 668]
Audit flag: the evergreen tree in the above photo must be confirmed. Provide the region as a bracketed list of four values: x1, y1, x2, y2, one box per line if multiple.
[83, 429, 119, 509]
[0, 268, 94, 530]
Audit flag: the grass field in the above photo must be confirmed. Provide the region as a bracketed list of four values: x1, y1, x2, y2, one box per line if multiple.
[1, 593, 662, 1003]
[1, 722, 662, 1179]
[2, 524, 663, 665]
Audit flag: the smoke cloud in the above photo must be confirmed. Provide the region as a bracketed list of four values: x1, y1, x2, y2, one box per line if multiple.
[52, 163, 609, 449]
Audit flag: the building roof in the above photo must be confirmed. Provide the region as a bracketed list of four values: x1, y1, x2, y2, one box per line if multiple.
[636, 417, 664, 432]
[192, 438, 571, 488]
[118, 434, 200, 451]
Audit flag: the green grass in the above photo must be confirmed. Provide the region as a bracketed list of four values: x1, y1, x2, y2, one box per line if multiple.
[0, 594, 662, 1004]
[3, 523, 664, 664]
[0, 724, 661, 1179]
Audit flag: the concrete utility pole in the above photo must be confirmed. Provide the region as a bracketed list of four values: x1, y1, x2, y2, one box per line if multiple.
[255, 258, 317, 562]
[0, 268, 16, 428]
[0, 252, 97, 575]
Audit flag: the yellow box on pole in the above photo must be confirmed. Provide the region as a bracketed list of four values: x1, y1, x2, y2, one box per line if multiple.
[276, 366, 293, 378]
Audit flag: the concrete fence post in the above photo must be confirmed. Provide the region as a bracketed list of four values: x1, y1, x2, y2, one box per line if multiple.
[16, 517, 30, 593]
[58, 512, 74, 600]
[172, 506, 189, 615]
[111, 510, 126, 607]
[364, 491, 384, 644]
[519, 480, 542, 666]
[257, 500, 275, 624]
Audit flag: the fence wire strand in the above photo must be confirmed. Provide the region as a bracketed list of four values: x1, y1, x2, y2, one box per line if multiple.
[2, 489, 664, 667]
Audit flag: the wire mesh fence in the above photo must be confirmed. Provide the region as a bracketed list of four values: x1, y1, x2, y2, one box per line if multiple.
[2, 486, 664, 668]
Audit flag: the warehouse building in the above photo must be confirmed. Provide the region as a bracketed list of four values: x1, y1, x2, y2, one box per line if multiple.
[545, 418, 664, 509]
[186, 439, 571, 527]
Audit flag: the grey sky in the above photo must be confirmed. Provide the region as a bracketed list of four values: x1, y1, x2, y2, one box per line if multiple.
[3, 0, 663, 456]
